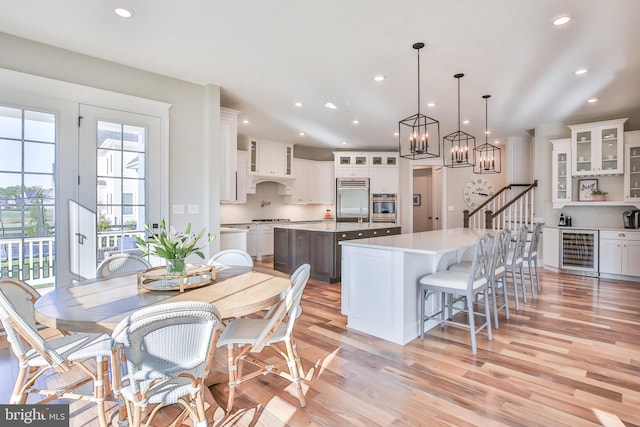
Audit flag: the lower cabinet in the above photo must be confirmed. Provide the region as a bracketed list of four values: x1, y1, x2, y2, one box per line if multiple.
[599, 230, 640, 277]
[274, 226, 401, 282]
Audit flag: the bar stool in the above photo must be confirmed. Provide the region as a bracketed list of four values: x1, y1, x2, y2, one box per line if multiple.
[523, 222, 543, 296]
[418, 233, 493, 355]
[447, 229, 511, 329]
[505, 224, 528, 311]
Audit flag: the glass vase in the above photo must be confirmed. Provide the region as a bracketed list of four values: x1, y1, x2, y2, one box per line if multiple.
[166, 258, 187, 276]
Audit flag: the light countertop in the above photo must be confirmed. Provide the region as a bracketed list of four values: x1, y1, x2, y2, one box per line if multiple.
[220, 227, 248, 234]
[545, 225, 639, 232]
[338, 227, 488, 255]
[272, 222, 400, 232]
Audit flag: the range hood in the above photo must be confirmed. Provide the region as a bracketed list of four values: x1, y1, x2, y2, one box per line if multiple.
[246, 174, 295, 195]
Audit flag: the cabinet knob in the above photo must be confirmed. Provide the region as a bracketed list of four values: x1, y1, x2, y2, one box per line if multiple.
[619, 233, 625, 238]
[341, 234, 347, 238]
[373, 231, 377, 235]
[386, 229, 391, 234]
[358, 232, 363, 237]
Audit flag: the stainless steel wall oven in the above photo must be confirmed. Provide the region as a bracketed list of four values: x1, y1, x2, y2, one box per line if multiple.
[559, 229, 599, 277]
[371, 193, 397, 223]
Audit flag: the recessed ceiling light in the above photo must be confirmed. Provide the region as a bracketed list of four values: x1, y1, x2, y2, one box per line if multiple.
[587, 98, 598, 103]
[393, 132, 399, 137]
[494, 140, 500, 145]
[341, 141, 347, 145]
[325, 102, 337, 110]
[485, 131, 491, 135]
[374, 75, 385, 82]
[553, 15, 571, 26]
[299, 132, 305, 136]
[242, 119, 250, 124]
[294, 102, 303, 107]
[352, 120, 359, 125]
[463, 120, 470, 125]
[574, 68, 589, 75]
[114, 7, 134, 18]
[427, 102, 435, 108]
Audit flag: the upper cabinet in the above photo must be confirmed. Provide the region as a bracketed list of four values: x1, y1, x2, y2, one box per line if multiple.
[569, 118, 627, 176]
[369, 152, 399, 194]
[286, 159, 335, 204]
[220, 108, 241, 203]
[249, 138, 293, 177]
[334, 151, 369, 178]
[551, 138, 571, 204]
[624, 130, 640, 202]
[333, 151, 399, 194]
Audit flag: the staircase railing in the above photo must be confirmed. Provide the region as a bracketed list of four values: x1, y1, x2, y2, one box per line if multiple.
[463, 180, 538, 231]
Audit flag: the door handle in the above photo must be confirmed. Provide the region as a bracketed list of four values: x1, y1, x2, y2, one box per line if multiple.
[75, 232, 86, 245]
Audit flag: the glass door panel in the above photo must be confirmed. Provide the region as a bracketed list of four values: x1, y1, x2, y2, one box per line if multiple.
[557, 153, 568, 200]
[575, 130, 592, 174]
[600, 127, 618, 172]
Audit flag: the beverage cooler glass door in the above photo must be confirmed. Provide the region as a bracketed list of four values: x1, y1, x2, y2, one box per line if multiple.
[559, 229, 599, 277]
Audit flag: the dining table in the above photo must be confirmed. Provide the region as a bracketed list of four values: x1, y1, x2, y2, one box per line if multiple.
[34, 265, 291, 334]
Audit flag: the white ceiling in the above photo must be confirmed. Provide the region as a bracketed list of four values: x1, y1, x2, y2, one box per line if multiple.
[2, 0, 640, 151]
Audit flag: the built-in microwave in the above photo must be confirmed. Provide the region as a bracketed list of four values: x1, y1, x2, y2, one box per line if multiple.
[371, 193, 397, 223]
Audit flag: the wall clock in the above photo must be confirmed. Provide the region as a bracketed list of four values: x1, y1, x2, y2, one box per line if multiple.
[463, 178, 495, 209]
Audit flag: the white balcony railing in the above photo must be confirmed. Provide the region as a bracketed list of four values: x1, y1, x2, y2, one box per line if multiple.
[1, 231, 146, 289]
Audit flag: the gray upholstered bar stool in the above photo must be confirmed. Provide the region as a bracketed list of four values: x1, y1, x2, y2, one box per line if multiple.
[417, 233, 493, 355]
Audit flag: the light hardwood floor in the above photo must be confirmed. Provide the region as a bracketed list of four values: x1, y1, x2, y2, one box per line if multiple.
[2, 264, 640, 426]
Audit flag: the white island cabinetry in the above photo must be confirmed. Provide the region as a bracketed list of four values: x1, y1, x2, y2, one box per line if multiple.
[340, 228, 487, 345]
[599, 230, 640, 278]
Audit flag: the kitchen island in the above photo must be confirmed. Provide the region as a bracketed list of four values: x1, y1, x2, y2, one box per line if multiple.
[273, 222, 401, 282]
[339, 227, 487, 345]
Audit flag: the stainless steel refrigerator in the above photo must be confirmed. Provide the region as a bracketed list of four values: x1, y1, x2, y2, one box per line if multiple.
[336, 178, 370, 222]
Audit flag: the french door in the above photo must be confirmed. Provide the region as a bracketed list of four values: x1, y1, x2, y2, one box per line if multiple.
[75, 105, 162, 280]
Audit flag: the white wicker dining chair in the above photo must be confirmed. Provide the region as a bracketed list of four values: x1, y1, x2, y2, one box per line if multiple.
[96, 253, 151, 278]
[110, 301, 222, 427]
[216, 263, 311, 412]
[0, 278, 112, 427]
[418, 233, 493, 355]
[206, 249, 254, 268]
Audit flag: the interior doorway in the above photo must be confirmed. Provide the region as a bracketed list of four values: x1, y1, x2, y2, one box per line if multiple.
[412, 166, 443, 232]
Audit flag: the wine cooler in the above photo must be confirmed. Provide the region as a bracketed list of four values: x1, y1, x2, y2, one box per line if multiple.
[559, 229, 599, 277]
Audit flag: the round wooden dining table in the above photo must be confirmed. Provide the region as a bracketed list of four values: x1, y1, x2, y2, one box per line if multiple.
[34, 266, 291, 334]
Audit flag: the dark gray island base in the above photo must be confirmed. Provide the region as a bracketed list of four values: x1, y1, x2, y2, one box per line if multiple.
[273, 223, 401, 282]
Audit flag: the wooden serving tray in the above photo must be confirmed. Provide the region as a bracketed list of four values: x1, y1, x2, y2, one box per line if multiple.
[137, 264, 216, 293]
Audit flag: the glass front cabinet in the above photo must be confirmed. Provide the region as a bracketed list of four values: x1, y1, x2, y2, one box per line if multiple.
[569, 118, 627, 176]
[624, 131, 640, 202]
[551, 138, 571, 204]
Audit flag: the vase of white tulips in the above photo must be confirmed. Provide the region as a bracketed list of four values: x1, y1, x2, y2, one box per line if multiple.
[135, 219, 216, 276]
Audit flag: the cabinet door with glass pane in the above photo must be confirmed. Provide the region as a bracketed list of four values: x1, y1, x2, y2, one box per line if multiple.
[551, 138, 571, 204]
[624, 132, 640, 201]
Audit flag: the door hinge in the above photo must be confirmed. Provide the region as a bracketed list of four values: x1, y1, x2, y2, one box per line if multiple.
[78, 175, 80, 185]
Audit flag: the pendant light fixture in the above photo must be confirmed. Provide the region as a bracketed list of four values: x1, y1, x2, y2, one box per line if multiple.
[398, 42, 440, 160]
[443, 73, 475, 168]
[474, 94, 501, 174]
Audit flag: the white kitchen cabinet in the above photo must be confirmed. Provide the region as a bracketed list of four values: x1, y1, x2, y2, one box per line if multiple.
[235, 150, 247, 203]
[256, 223, 275, 260]
[309, 161, 335, 204]
[624, 131, 640, 202]
[248, 138, 293, 177]
[224, 224, 256, 257]
[334, 151, 369, 178]
[551, 138, 571, 205]
[286, 159, 334, 204]
[219, 108, 240, 202]
[599, 230, 640, 277]
[369, 153, 399, 194]
[542, 227, 559, 269]
[569, 118, 627, 176]
[287, 158, 311, 203]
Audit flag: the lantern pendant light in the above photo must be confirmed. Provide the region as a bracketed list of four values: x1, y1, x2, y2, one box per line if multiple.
[474, 94, 501, 174]
[443, 73, 475, 168]
[398, 42, 440, 160]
